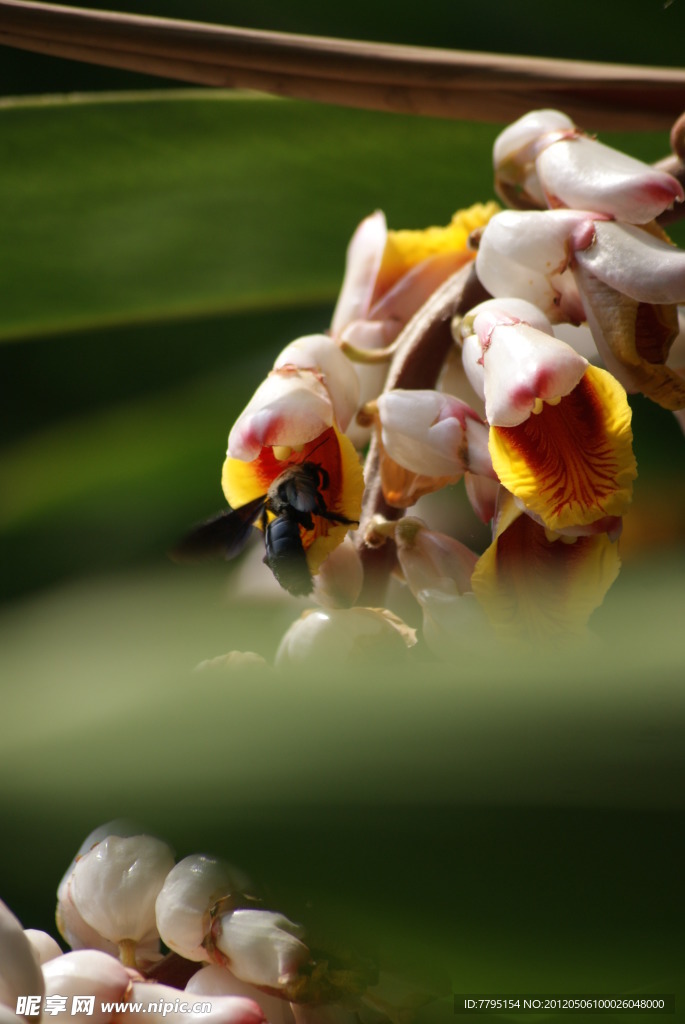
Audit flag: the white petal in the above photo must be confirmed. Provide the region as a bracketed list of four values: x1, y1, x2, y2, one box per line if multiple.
[482, 209, 590, 276]
[274, 335, 360, 433]
[481, 323, 588, 427]
[71, 835, 174, 945]
[493, 109, 574, 169]
[156, 854, 252, 963]
[213, 910, 309, 991]
[574, 221, 685, 304]
[476, 236, 559, 319]
[331, 211, 387, 334]
[23, 929, 62, 965]
[537, 135, 684, 222]
[0, 901, 44, 1011]
[228, 369, 334, 461]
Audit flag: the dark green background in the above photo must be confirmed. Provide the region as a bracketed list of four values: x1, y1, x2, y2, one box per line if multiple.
[1, 4, 683, 1020]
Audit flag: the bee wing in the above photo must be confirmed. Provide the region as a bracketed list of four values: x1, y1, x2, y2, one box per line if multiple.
[171, 496, 266, 562]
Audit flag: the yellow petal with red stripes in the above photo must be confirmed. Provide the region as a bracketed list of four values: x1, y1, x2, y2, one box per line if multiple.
[488, 365, 636, 530]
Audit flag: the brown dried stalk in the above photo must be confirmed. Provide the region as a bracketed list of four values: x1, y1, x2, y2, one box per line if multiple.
[2, 0, 685, 130]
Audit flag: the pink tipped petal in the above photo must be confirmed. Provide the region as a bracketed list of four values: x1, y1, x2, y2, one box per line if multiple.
[228, 369, 334, 461]
[574, 221, 685, 305]
[537, 135, 684, 222]
[274, 335, 360, 432]
[480, 323, 588, 427]
[330, 211, 387, 334]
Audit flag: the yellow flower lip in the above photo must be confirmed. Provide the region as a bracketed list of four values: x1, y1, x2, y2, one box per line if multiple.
[489, 365, 637, 531]
[471, 491, 622, 641]
[222, 425, 363, 576]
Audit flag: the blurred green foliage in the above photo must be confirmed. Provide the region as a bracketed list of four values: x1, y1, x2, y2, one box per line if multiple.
[0, 6, 684, 1018]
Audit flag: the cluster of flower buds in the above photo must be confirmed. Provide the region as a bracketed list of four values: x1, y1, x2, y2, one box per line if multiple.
[1, 824, 422, 1023]
[182, 108, 685, 657]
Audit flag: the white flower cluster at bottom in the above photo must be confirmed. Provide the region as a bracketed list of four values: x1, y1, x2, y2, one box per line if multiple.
[1, 823, 430, 1024]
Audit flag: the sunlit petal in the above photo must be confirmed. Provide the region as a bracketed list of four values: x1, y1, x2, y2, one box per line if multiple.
[537, 135, 684, 223]
[488, 365, 636, 529]
[274, 334, 360, 433]
[330, 210, 387, 334]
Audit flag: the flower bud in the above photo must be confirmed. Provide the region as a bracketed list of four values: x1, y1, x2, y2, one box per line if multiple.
[493, 108, 684, 222]
[212, 910, 310, 992]
[377, 389, 493, 479]
[70, 835, 174, 953]
[156, 854, 253, 963]
[275, 608, 415, 667]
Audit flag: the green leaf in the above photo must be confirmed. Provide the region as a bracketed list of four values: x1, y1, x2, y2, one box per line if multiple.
[0, 92, 504, 341]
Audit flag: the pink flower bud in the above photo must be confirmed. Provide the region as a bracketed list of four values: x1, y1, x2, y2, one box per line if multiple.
[228, 368, 335, 462]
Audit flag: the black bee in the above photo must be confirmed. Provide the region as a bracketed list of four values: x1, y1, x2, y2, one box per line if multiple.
[173, 461, 357, 596]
